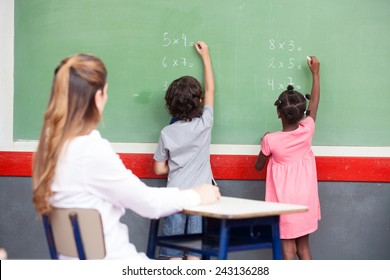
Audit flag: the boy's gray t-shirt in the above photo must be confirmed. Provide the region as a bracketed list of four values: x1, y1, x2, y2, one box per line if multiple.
[154, 105, 214, 189]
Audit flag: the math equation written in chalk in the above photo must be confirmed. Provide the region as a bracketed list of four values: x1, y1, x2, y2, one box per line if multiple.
[266, 38, 305, 91]
[160, 32, 197, 91]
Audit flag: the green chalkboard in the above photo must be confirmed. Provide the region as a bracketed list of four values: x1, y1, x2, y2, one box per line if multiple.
[14, 0, 390, 146]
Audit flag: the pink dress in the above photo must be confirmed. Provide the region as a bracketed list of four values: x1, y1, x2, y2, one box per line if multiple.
[261, 117, 321, 239]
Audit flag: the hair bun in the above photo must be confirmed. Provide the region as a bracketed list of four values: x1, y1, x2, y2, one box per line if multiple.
[274, 99, 282, 106]
[305, 94, 311, 100]
[287, 85, 294, 93]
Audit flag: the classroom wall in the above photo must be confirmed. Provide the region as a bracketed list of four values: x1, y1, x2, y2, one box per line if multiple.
[1, 176, 389, 260]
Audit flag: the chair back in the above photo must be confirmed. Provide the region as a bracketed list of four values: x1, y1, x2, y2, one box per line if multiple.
[43, 208, 106, 259]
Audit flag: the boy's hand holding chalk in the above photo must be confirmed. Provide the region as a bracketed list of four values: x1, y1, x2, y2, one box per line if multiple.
[195, 41, 209, 59]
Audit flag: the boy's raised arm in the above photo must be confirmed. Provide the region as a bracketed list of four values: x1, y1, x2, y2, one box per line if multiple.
[195, 41, 214, 108]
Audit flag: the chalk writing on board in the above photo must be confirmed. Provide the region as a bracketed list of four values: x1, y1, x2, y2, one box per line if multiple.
[162, 32, 194, 47]
[162, 56, 195, 68]
[161, 32, 197, 91]
[161, 32, 196, 69]
[267, 39, 304, 91]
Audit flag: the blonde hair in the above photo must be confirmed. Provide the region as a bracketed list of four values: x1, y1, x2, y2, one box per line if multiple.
[32, 54, 107, 214]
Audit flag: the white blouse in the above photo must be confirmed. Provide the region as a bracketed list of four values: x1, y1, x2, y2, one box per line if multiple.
[50, 130, 200, 259]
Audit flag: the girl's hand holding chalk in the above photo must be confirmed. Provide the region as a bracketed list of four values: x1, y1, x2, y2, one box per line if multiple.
[307, 56, 320, 75]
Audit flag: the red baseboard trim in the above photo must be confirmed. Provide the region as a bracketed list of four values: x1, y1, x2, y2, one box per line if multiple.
[0, 152, 389, 182]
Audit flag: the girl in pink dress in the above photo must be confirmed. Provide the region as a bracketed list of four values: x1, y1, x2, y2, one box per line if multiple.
[255, 56, 320, 260]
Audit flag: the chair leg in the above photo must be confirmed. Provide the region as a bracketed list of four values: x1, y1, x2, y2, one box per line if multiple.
[42, 215, 59, 259]
[69, 213, 87, 260]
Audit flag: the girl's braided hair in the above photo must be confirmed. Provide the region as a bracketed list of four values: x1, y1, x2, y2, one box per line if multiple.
[274, 85, 311, 124]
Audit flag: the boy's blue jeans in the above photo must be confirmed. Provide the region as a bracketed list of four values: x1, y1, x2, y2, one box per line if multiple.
[159, 213, 202, 258]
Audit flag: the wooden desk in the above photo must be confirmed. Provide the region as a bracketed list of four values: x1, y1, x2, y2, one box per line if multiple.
[146, 196, 308, 260]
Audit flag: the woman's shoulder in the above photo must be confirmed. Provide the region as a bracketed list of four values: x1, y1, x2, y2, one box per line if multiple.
[67, 130, 113, 157]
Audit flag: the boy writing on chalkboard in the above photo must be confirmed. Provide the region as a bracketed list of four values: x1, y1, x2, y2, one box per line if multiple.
[153, 41, 215, 260]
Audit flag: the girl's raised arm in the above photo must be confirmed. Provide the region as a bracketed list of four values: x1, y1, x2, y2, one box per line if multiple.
[307, 56, 320, 121]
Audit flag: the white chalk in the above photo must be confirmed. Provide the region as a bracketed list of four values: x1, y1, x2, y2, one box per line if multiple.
[306, 56, 312, 62]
